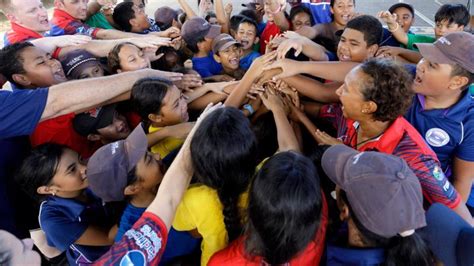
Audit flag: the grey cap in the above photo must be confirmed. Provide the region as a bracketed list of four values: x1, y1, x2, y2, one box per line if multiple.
[212, 33, 242, 54]
[322, 144, 426, 238]
[181, 16, 221, 46]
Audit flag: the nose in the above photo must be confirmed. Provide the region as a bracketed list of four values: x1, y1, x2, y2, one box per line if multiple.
[335, 85, 343, 97]
[417, 59, 427, 73]
[79, 164, 87, 178]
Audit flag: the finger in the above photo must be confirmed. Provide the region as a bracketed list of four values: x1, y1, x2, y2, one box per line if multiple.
[246, 94, 257, 100]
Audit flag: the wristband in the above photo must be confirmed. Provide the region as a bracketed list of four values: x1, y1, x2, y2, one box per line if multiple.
[243, 104, 255, 115]
[388, 23, 399, 33]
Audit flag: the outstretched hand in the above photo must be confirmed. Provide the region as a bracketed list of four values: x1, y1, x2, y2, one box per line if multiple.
[262, 58, 300, 80]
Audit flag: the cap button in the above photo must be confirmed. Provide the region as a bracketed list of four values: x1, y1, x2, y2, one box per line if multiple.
[396, 172, 406, 179]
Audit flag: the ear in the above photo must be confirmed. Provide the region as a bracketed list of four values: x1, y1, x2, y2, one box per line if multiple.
[12, 74, 32, 87]
[213, 53, 222, 63]
[37, 185, 56, 195]
[148, 113, 162, 124]
[330, 6, 335, 15]
[448, 75, 469, 91]
[367, 44, 379, 58]
[362, 101, 377, 114]
[124, 184, 141, 196]
[129, 18, 138, 29]
[339, 204, 350, 221]
[87, 134, 102, 142]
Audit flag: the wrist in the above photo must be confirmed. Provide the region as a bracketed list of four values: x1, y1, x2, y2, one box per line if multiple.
[243, 104, 255, 116]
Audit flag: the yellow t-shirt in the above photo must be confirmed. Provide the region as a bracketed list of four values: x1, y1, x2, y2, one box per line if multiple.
[172, 184, 248, 266]
[149, 125, 184, 158]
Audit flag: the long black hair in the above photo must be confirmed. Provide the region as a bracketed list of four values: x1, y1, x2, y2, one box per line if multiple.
[190, 107, 258, 241]
[15, 143, 66, 203]
[245, 152, 323, 264]
[339, 191, 433, 266]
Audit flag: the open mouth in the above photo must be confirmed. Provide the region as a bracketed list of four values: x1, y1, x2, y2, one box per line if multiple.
[229, 57, 240, 66]
[54, 69, 67, 81]
[414, 74, 423, 85]
[338, 53, 351, 61]
[341, 14, 351, 22]
[240, 40, 250, 47]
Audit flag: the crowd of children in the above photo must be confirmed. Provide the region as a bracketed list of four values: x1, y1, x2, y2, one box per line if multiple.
[0, 0, 473, 265]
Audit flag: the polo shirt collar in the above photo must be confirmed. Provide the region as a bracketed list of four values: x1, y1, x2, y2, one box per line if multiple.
[415, 92, 473, 123]
[53, 8, 77, 22]
[354, 116, 408, 154]
[44, 189, 100, 221]
[10, 22, 43, 39]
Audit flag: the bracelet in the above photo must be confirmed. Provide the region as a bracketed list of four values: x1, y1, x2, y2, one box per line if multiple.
[388, 23, 399, 33]
[243, 104, 255, 115]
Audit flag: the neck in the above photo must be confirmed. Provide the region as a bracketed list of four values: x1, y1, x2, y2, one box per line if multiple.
[357, 118, 390, 141]
[56, 189, 85, 200]
[347, 218, 375, 248]
[130, 189, 157, 208]
[223, 66, 237, 75]
[195, 49, 209, 58]
[242, 48, 253, 56]
[423, 92, 462, 110]
[332, 20, 346, 30]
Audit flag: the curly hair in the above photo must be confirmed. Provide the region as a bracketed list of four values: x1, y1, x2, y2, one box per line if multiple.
[107, 42, 140, 73]
[358, 58, 414, 122]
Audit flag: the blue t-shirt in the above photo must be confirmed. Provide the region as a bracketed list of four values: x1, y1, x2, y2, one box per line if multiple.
[115, 203, 200, 265]
[405, 92, 474, 207]
[240, 51, 261, 70]
[0, 88, 48, 139]
[380, 28, 414, 47]
[326, 244, 386, 266]
[39, 189, 112, 265]
[192, 52, 223, 78]
[301, 1, 332, 24]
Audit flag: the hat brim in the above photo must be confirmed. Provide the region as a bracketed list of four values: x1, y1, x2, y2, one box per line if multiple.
[95, 104, 116, 131]
[124, 124, 148, 173]
[321, 144, 359, 189]
[416, 43, 457, 66]
[206, 24, 222, 39]
[424, 203, 472, 266]
[68, 59, 101, 80]
[216, 41, 243, 53]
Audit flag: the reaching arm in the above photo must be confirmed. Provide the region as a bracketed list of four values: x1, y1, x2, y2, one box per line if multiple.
[283, 75, 341, 103]
[42, 69, 183, 121]
[273, 2, 290, 31]
[177, 0, 197, 18]
[147, 122, 195, 147]
[453, 157, 474, 204]
[146, 103, 223, 229]
[378, 11, 408, 45]
[95, 28, 148, 40]
[276, 36, 329, 61]
[75, 225, 116, 246]
[86, 0, 102, 20]
[214, 0, 229, 33]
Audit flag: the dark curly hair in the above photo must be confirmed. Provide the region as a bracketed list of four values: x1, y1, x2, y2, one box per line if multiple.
[358, 58, 414, 122]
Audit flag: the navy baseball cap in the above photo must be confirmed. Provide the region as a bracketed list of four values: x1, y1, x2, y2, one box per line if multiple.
[72, 104, 116, 137]
[424, 203, 474, 266]
[87, 124, 147, 202]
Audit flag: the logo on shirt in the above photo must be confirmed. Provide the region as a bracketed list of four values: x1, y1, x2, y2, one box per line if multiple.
[124, 224, 163, 262]
[119, 250, 146, 266]
[433, 166, 445, 181]
[425, 128, 450, 147]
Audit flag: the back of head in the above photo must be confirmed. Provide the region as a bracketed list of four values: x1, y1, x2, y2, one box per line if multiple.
[131, 77, 173, 120]
[191, 107, 258, 240]
[240, 9, 259, 23]
[15, 143, 65, 203]
[435, 4, 470, 26]
[0, 0, 13, 15]
[113, 2, 135, 32]
[0, 42, 34, 85]
[246, 151, 322, 264]
[346, 15, 383, 46]
[358, 58, 414, 122]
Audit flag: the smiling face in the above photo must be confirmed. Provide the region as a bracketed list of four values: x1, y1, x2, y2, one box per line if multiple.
[215, 44, 242, 72]
[335, 67, 371, 121]
[291, 11, 312, 31]
[330, 0, 355, 27]
[56, 0, 88, 20]
[337, 28, 376, 62]
[150, 85, 189, 126]
[15, 46, 67, 88]
[392, 6, 414, 33]
[235, 22, 259, 51]
[117, 44, 150, 72]
[8, 0, 50, 33]
[434, 20, 464, 40]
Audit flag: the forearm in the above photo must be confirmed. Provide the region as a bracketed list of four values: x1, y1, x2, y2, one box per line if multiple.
[43, 69, 156, 120]
[274, 11, 289, 31]
[398, 49, 422, 63]
[147, 127, 172, 147]
[299, 61, 358, 82]
[299, 113, 320, 143]
[95, 29, 143, 40]
[184, 85, 214, 103]
[273, 108, 300, 152]
[86, 0, 102, 20]
[30, 37, 60, 53]
[188, 92, 227, 110]
[454, 178, 473, 203]
[387, 23, 408, 45]
[224, 72, 257, 107]
[452, 203, 474, 226]
[214, 0, 229, 33]
[177, 0, 197, 18]
[283, 76, 340, 103]
[302, 41, 329, 61]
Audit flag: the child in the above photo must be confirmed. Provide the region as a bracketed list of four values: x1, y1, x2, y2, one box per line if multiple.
[154, 6, 181, 30]
[15, 143, 116, 265]
[379, 3, 470, 50]
[172, 107, 259, 265]
[321, 145, 432, 265]
[108, 42, 153, 73]
[235, 17, 261, 70]
[289, 5, 312, 31]
[181, 16, 225, 80]
[212, 33, 245, 80]
[131, 77, 189, 158]
[60, 50, 105, 80]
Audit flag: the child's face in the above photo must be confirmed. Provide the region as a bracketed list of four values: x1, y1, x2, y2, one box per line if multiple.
[118, 44, 150, 73]
[208, 16, 219, 25]
[434, 20, 464, 40]
[413, 58, 458, 98]
[48, 148, 88, 194]
[236, 22, 258, 51]
[392, 7, 414, 33]
[96, 111, 131, 143]
[330, 0, 355, 26]
[215, 44, 242, 71]
[77, 64, 104, 79]
[134, 152, 164, 190]
[158, 85, 189, 125]
[57, 0, 88, 20]
[131, 3, 151, 32]
[291, 12, 312, 31]
[18, 46, 67, 88]
[337, 28, 376, 63]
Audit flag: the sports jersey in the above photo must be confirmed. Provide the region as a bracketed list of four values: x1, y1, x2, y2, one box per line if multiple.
[301, 0, 332, 24]
[406, 93, 474, 207]
[3, 22, 43, 46]
[319, 104, 461, 209]
[93, 212, 168, 265]
[49, 9, 100, 37]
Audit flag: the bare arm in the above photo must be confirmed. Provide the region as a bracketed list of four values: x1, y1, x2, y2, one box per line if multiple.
[276, 36, 329, 61]
[147, 122, 194, 147]
[177, 0, 197, 18]
[146, 103, 222, 229]
[75, 225, 115, 246]
[283, 75, 341, 103]
[453, 157, 474, 203]
[273, 4, 290, 31]
[86, 0, 102, 20]
[42, 69, 182, 121]
[95, 29, 147, 40]
[214, 0, 229, 33]
[378, 11, 408, 45]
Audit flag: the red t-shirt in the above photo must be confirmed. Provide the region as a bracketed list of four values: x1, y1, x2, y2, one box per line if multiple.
[209, 193, 328, 266]
[30, 113, 101, 159]
[260, 22, 281, 54]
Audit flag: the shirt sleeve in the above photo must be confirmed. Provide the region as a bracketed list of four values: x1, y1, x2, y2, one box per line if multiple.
[454, 115, 474, 162]
[192, 60, 214, 78]
[93, 212, 168, 266]
[406, 34, 436, 50]
[0, 88, 48, 138]
[40, 208, 88, 251]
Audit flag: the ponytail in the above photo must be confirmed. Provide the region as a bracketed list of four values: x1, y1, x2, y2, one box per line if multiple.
[218, 190, 243, 241]
[385, 233, 433, 266]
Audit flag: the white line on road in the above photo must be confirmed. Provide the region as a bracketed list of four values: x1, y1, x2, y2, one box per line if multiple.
[414, 9, 436, 27]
